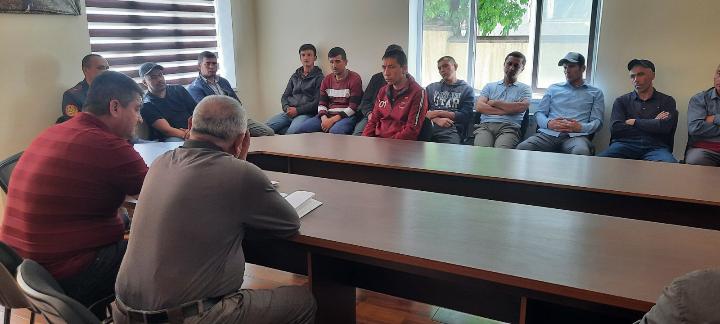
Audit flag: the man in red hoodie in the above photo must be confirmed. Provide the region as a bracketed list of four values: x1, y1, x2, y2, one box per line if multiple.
[362, 49, 428, 140]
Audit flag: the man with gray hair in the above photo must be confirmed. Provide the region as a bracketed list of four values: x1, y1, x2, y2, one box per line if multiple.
[114, 95, 316, 323]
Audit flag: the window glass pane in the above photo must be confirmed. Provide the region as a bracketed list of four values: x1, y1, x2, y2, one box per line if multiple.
[473, 0, 532, 91]
[421, 0, 471, 87]
[536, 0, 593, 88]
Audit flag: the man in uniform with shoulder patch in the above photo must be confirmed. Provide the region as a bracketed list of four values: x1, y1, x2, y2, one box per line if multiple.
[57, 54, 109, 123]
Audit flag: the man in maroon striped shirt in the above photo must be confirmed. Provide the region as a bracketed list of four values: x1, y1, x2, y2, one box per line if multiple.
[1, 71, 148, 307]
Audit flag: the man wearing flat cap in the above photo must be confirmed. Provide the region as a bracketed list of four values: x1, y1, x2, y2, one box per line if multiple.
[139, 62, 198, 141]
[517, 52, 605, 155]
[598, 59, 678, 162]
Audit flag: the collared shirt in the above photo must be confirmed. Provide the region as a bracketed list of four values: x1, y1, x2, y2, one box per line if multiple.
[688, 87, 720, 143]
[479, 80, 532, 126]
[0, 112, 147, 279]
[609, 89, 677, 148]
[115, 139, 299, 310]
[535, 80, 605, 137]
[200, 75, 225, 96]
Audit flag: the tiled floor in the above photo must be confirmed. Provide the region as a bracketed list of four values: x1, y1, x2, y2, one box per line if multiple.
[2, 263, 501, 324]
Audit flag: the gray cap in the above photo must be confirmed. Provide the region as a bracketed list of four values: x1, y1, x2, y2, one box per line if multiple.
[558, 52, 586, 66]
[627, 59, 655, 72]
[138, 62, 164, 77]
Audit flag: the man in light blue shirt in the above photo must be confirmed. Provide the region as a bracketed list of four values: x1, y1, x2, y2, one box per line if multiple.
[474, 51, 532, 148]
[517, 52, 605, 155]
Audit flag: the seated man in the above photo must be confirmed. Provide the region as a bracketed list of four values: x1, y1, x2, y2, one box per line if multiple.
[139, 62, 196, 142]
[474, 51, 531, 148]
[599, 59, 677, 162]
[517, 52, 604, 155]
[635, 269, 720, 323]
[0, 71, 148, 307]
[297, 47, 363, 134]
[113, 95, 316, 324]
[685, 63, 720, 166]
[266, 44, 324, 135]
[57, 53, 109, 123]
[188, 51, 274, 136]
[353, 44, 404, 136]
[362, 49, 428, 140]
[425, 56, 474, 144]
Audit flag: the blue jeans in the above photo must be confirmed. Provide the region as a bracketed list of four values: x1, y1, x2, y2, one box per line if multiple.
[266, 113, 312, 135]
[296, 115, 358, 135]
[598, 139, 677, 163]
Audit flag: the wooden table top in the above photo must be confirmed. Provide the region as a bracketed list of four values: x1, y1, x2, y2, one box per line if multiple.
[133, 141, 182, 166]
[268, 171, 720, 312]
[250, 134, 720, 206]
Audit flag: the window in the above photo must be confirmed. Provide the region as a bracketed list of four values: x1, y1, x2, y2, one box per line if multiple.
[415, 0, 600, 93]
[86, 0, 229, 86]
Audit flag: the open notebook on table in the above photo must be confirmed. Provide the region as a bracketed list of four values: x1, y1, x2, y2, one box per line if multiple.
[281, 190, 322, 218]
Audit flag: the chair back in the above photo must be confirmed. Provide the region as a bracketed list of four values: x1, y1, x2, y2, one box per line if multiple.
[0, 152, 22, 194]
[0, 242, 33, 309]
[16, 260, 99, 324]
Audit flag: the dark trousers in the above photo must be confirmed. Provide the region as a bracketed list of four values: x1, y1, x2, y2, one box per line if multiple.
[58, 241, 127, 307]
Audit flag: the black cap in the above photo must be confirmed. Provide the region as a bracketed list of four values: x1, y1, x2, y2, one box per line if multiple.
[558, 52, 585, 66]
[138, 62, 164, 77]
[627, 59, 655, 72]
[385, 44, 404, 54]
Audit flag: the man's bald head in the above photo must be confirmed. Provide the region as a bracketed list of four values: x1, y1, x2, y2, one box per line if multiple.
[191, 95, 247, 141]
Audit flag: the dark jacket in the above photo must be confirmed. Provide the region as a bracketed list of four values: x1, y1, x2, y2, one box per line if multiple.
[281, 66, 324, 116]
[358, 72, 387, 117]
[187, 74, 240, 103]
[610, 89, 677, 148]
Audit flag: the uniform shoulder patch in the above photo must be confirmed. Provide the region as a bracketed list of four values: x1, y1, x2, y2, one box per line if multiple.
[64, 104, 79, 117]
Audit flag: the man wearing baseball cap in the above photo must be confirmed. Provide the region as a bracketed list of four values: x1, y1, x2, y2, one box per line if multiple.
[517, 52, 605, 155]
[139, 62, 198, 141]
[598, 59, 678, 162]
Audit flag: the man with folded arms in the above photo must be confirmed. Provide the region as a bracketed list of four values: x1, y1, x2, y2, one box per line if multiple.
[516, 52, 604, 155]
[685, 64, 720, 166]
[1, 71, 148, 307]
[474, 51, 531, 148]
[598, 59, 678, 162]
[114, 95, 316, 324]
[362, 49, 428, 140]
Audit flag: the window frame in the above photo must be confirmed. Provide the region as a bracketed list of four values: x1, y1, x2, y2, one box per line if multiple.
[85, 0, 235, 87]
[413, 0, 602, 94]
[530, 0, 600, 93]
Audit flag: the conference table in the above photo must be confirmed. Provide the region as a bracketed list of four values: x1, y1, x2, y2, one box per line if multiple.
[244, 171, 720, 323]
[246, 134, 720, 230]
[132, 142, 720, 323]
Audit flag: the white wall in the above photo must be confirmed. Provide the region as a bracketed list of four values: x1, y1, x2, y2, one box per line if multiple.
[0, 9, 90, 214]
[249, 0, 410, 121]
[592, 0, 720, 157]
[0, 11, 90, 159]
